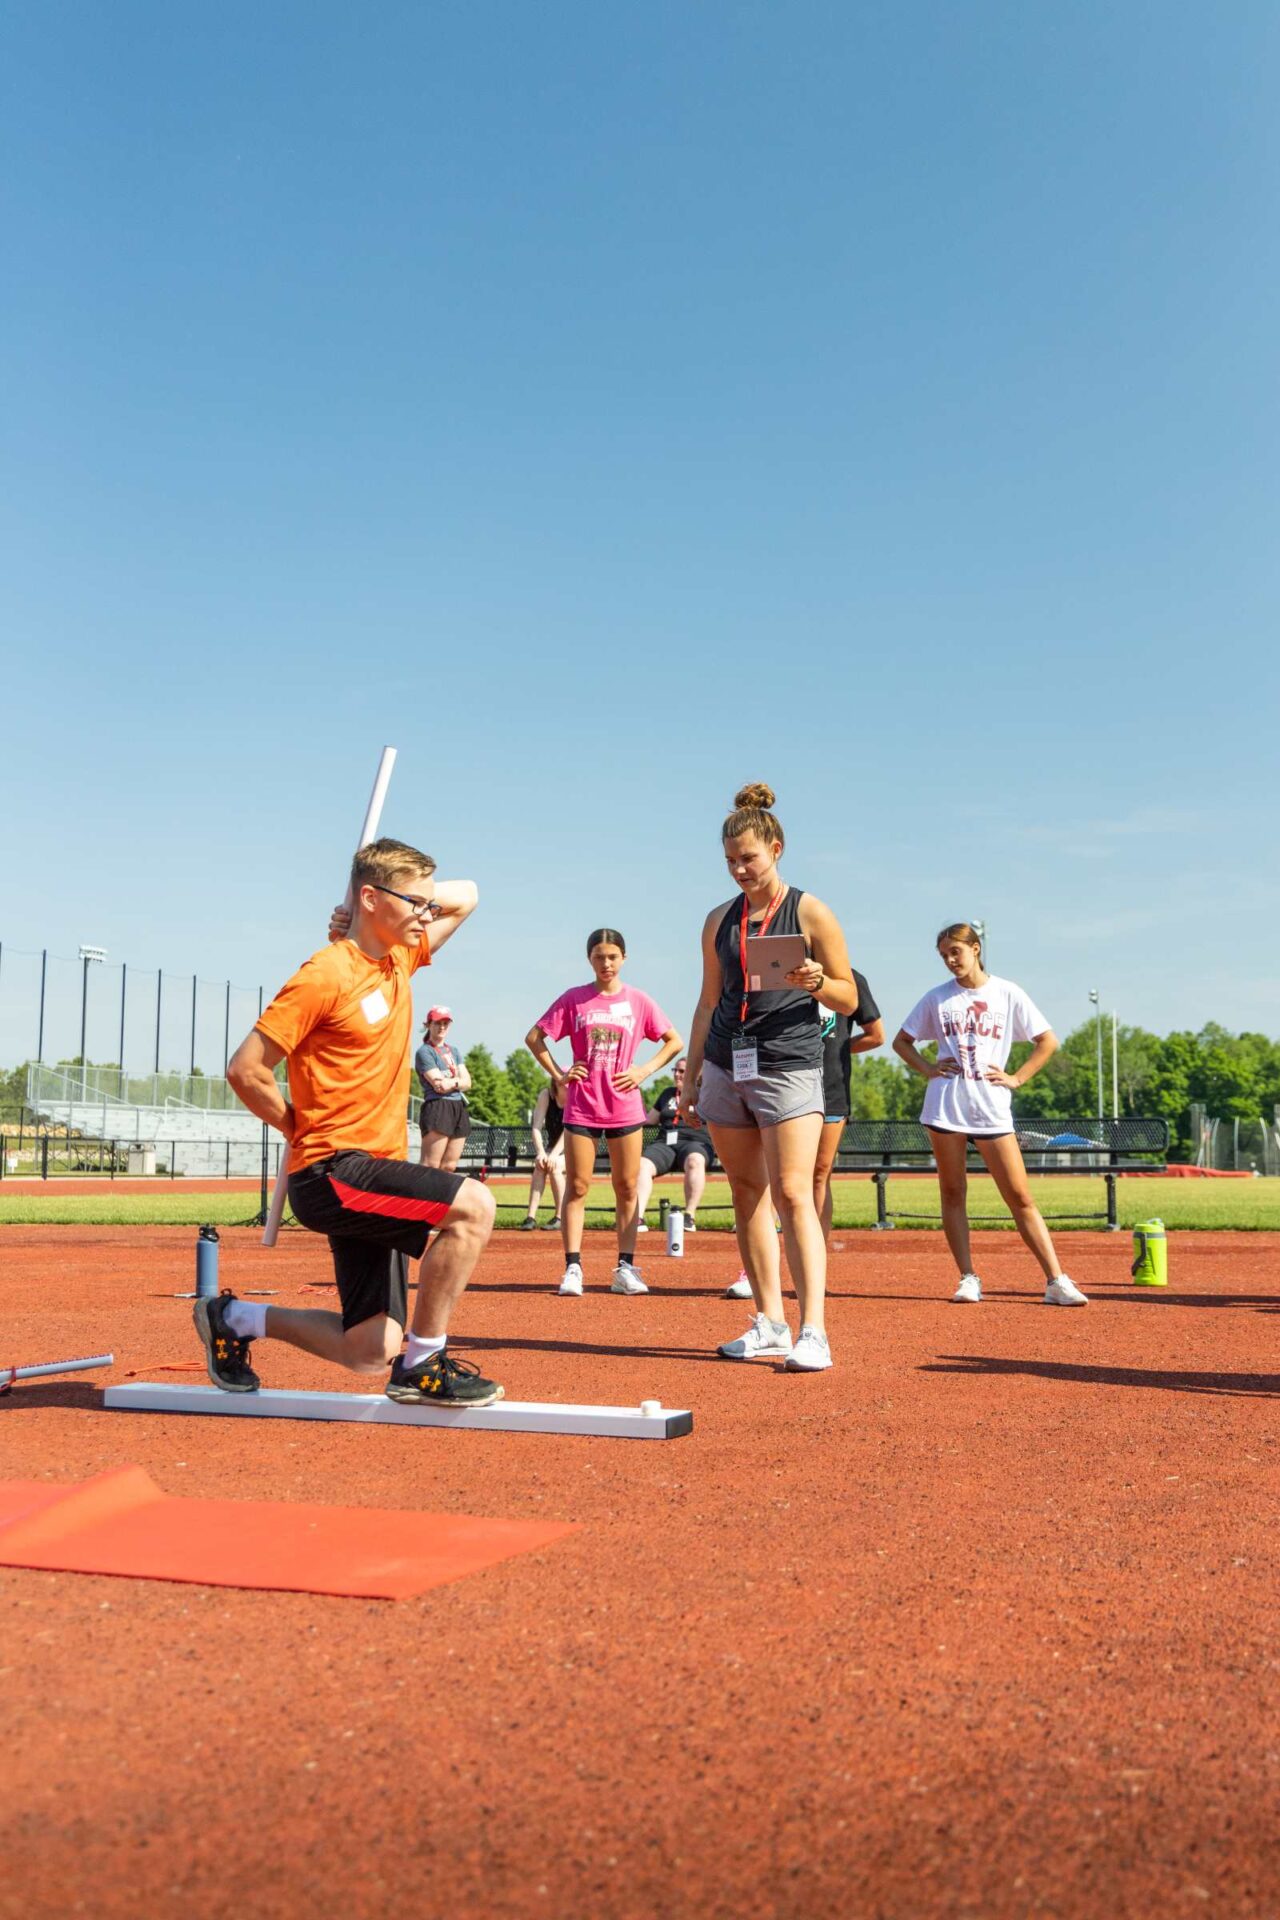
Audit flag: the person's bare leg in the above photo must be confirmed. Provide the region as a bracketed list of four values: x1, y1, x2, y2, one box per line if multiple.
[410, 1179, 497, 1335]
[420, 1132, 447, 1169]
[683, 1151, 708, 1221]
[442, 1133, 466, 1174]
[814, 1120, 842, 1242]
[525, 1162, 547, 1220]
[609, 1131, 644, 1261]
[263, 1304, 403, 1374]
[710, 1124, 783, 1321]
[548, 1154, 566, 1218]
[634, 1155, 657, 1231]
[977, 1135, 1061, 1283]
[928, 1129, 973, 1275]
[561, 1133, 595, 1260]
[760, 1112, 826, 1331]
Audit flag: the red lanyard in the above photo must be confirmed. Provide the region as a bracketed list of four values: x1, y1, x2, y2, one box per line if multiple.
[436, 1041, 455, 1076]
[739, 888, 786, 1023]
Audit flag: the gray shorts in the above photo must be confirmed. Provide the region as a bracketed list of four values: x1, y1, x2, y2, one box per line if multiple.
[697, 1059, 825, 1131]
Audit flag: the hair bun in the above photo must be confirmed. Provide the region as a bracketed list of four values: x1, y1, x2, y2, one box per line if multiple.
[733, 781, 776, 811]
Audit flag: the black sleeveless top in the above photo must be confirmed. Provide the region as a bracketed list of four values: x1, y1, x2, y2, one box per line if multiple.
[705, 887, 822, 1073]
[542, 1084, 564, 1149]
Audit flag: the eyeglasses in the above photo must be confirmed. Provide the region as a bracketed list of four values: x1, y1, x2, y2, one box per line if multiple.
[370, 883, 439, 919]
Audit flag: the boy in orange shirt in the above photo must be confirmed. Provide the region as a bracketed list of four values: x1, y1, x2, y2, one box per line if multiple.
[204, 837, 501, 1405]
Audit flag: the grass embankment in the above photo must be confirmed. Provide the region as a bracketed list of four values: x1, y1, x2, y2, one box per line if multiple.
[1, 1175, 1278, 1230]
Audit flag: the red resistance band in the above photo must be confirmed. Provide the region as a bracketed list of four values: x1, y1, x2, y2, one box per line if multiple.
[739, 888, 786, 1024]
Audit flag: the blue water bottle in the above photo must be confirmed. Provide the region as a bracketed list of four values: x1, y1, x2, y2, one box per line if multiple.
[196, 1224, 220, 1300]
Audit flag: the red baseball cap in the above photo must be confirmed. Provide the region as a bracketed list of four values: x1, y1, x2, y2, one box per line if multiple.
[425, 1006, 454, 1024]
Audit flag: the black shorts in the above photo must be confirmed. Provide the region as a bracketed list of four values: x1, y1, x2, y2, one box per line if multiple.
[563, 1123, 643, 1142]
[643, 1132, 713, 1176]
[419, 1097, 471, 1141]
[288, 1151, 466, 1331]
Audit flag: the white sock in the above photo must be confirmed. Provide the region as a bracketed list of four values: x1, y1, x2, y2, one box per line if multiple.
[403, 1332, 446, 1369]
[224, 1299, 266, 1340]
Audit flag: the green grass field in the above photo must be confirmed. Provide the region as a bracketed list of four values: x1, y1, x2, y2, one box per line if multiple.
[2, 1174, 1277, 1230]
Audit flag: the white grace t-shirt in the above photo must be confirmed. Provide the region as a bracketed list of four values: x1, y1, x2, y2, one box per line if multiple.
[900, 974, 1050, 1134]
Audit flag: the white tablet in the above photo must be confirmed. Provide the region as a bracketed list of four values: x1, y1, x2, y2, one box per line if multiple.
[743, 933, 807, 991]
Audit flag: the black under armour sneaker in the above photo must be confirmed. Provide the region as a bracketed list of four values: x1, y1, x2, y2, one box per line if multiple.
[193, 1291, 261, 1393]
[385, 1348, 504, 1407]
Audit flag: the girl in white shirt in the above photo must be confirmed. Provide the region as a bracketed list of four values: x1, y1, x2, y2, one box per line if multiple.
[892, 923, 1088, 1306]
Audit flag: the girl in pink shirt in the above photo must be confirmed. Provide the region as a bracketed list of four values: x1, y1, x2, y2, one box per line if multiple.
[526, 928, 681, 1297]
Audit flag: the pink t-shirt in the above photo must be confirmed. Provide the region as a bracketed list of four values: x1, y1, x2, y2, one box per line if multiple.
[535, 984, 671, 1129]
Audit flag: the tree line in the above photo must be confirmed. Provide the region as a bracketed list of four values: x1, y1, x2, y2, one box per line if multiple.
[4, 1020, 1276, 1162]
[846, 1020, 1280, 1159]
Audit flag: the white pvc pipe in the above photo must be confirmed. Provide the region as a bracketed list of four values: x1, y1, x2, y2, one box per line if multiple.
[1, 1353, 114, 1386]
[262, 745, 398, 1247]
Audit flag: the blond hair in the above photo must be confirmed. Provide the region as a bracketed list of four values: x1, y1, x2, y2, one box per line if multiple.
[351, 836, 437, 893]
[722, 781, 784, 850]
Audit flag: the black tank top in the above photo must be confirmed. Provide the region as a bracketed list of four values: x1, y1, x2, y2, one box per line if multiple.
[543, 1085, 564, 1148]
[705, 887, 821, 1073]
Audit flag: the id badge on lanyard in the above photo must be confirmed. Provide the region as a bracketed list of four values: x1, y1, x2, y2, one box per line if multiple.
[735, 888, 784, 1085]
[731, 1038, 759, 1083]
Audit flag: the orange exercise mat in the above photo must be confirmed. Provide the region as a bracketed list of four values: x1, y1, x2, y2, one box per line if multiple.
[0, 1467, 576, 1600]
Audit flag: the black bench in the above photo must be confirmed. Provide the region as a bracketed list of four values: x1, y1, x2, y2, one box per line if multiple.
[831, 1117, 1169, 1231]
[455, 1124, 721, 1177]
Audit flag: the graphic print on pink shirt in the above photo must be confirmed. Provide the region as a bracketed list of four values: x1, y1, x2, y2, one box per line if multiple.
[535, 984, 671, 1131]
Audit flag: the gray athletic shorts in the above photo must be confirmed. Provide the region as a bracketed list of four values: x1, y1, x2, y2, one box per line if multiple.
[697, 1059, 824, 1131]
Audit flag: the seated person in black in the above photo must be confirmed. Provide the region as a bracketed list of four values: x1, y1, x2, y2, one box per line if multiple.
[635, 1056, 714, 1233]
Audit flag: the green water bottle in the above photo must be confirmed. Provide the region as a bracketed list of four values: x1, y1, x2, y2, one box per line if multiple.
[1131, 1218, 1167, 1287]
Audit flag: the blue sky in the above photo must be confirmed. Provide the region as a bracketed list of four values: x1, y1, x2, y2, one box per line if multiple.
[3, 1, 1277, 1076]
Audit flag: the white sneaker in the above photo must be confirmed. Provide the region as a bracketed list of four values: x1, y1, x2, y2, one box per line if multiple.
[952, 1273, 982, 1304]
[717, 1313, 793, 1361]
[558, 1263, 584, 1296]
[1044, 1275, 1088, 1307]
[635, 1220, 649, 1233]
[611, 1262, 649, 1295]
[685, 1217, 697, 1233]
[785, 1325, 833, 1372]
[725, 1271, 753, 1300]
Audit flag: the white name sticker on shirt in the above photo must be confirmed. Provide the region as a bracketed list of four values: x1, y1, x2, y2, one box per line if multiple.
[731, 1040, 759, 1083]
[360, 989, 390, 1026]
[666, 1129, 679, 1146]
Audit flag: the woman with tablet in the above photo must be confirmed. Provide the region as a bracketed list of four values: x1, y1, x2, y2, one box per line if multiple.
[892, 922, 1088, 1306]
[526, 930, 681, 1297]
[682, 783, 860, 1371]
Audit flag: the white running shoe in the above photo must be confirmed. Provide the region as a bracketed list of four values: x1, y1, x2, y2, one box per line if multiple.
[952, 1273, 982, 1304]
[558, 1263, 584, 1296]
[717, 1313, 793, 1361]
[785, 1325, 833, 1372]
[685, 1217, 697, 1233]
[610, 1262, 649, 1295]
[725, 1271, 753, 1300]
[1044, 1275, 1088, 1306]
[635, 1220, 649, 1233]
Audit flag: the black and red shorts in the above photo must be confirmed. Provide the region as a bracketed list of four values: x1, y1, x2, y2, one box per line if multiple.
[288, 1150, 465, 1331]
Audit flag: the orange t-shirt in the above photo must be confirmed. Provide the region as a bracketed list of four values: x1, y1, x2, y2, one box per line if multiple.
[256, 939, 432, 1171]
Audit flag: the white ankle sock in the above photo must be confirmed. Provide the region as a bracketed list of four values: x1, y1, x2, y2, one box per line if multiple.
[224, 1299, 266, 1340]
[403, 1332, 446, 1369]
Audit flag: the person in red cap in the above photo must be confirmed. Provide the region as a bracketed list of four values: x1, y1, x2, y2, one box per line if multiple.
[416, 1006, 472, 1171]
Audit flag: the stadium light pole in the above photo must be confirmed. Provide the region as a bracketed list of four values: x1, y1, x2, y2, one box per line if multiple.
[1088, 988, 1102, 1123]
[1111, 1011, 1120, 1120]
[78, 945, 107, 1098]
